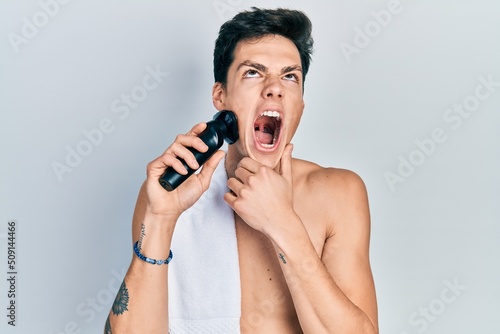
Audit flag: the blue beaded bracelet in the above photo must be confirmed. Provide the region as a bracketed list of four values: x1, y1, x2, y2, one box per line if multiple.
[133, 241, 173, 265]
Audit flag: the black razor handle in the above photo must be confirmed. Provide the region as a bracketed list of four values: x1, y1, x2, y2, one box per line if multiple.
[159, 110, 238, 191]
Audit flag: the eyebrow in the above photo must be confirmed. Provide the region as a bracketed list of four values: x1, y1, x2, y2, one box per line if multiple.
[237, 60, 302, 75]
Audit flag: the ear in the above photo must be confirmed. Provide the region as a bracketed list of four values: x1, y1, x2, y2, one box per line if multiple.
[212, 82, 226, 110]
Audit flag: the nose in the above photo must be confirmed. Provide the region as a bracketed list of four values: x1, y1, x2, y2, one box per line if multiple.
[262, 76, 284, 99]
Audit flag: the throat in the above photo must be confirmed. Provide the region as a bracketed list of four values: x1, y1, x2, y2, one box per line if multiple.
[255, 126, 275, 145]
[253, 114, 281, 147]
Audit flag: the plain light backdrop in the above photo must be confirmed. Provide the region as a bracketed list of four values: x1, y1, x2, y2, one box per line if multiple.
[1, 0, 499, 333]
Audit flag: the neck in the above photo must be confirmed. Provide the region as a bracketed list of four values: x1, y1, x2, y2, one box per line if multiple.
[224, 149, 239, 179]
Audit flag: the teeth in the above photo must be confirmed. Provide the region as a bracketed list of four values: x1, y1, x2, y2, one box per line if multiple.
[260, 110, 280, 119]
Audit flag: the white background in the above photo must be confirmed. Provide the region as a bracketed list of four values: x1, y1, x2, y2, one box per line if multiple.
[1, 0, 499, 333]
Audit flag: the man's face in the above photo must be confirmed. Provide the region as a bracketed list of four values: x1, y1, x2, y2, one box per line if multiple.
[213, 34, 305, 169]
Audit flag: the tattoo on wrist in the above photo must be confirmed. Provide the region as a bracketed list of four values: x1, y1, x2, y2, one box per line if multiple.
[278, 253, 287, 264]
[112, 280, 130, 316]
[138, 224, 146, 251]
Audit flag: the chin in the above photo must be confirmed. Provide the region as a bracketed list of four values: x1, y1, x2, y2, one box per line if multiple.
[247, 145, 283, 170]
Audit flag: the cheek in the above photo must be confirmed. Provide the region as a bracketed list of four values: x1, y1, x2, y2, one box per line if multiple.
[286, 108, 304, 137]
[291, 99, 304, 119]
[225, 91, 251, 114]
[287, 120, 300, 138]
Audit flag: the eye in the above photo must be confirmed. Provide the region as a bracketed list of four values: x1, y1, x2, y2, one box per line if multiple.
[244, 69, 260, 78]
[283, 73, 299, 82]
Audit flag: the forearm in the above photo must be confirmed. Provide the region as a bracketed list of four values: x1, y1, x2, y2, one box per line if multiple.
[104, 130, 224, 333]
[271, 217, 377, 334]
[106, 214, 175, 333]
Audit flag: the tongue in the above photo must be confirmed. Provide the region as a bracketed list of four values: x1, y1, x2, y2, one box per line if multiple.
[255, 128, 273, 145]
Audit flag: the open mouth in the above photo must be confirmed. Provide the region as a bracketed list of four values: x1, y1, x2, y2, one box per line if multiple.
[254, 111, 282, 149]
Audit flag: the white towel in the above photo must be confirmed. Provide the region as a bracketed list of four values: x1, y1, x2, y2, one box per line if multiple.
[168, 155, 241, 333]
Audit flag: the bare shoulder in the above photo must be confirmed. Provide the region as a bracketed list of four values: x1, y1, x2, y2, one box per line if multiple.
[291, 157, 368, 202]
[291, 158, 370, 237]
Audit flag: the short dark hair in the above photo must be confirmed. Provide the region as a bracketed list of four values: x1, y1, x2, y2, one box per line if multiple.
[213, 7, 314, 88]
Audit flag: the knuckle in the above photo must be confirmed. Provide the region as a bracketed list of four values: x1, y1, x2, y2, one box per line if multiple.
[239, 187, 250, 198]
[146, 163, 153, 175]
[257, 166, 268, 175]
[234, 168, 243, 179]
[247, 175, 258, 187]
[161, 151, 173, 162]
[233, 200, 245, 212]
[174, 134, 185, 142]
[169, 142, 183, 154]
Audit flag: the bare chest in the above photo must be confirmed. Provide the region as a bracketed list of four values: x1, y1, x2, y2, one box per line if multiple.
[235, 208, 326, 333]
[235, 216, 299, 333]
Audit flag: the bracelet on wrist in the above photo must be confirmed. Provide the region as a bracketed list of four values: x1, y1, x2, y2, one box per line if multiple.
[133, 241, 173, 265]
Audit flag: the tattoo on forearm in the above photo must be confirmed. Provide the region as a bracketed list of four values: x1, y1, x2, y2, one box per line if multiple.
[278, 253, 287, 264]
[105, 280, 129, 333]
[104, 315, 112, 334]
[138, 224, 146, 251]
[112, 280, 130, 315]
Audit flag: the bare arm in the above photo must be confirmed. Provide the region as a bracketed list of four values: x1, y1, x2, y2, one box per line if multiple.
[272, 170, 378, 333]
[225, 145, 378, 333]
[104, 186, 174, 333]
[104, 123, 225, 333]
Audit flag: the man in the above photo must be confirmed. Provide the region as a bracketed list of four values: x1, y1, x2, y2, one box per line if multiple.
[105, 7, 378, 333]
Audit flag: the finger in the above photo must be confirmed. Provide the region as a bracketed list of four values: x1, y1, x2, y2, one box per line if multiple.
[166, 142, 201, 170]
[237, 156, 261, 174]
[163, 124, 210, 170]
[149, 138, 204, 178]
[226, 176, 244, 195]
[147, 152, 188, 179]
[280, 143, 294, 185]
[223, 190, 237, 208]
[186, 122, 207, 136]
[234, 165, 253, 184]
[169, 131, 209, 155]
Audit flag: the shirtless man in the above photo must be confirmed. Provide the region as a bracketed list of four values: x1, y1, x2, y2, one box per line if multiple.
[105, 7, 378, 333]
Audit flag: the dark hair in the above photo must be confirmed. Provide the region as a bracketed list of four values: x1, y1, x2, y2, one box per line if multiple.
[213, 7, 313, 88]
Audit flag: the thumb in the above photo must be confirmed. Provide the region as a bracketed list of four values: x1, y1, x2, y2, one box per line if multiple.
[196, 150, 225, 191]
[280, 143, 294, 184]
